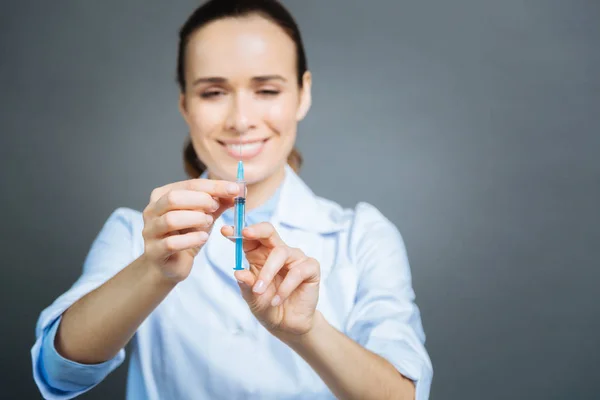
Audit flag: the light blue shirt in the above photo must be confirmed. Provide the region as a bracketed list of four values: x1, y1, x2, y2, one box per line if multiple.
[31, 165, 433, 399]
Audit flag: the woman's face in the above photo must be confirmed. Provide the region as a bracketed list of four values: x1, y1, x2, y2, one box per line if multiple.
[179, 14, 311, 184]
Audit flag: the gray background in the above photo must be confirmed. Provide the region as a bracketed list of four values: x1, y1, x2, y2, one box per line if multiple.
[1, 0, 598, 399]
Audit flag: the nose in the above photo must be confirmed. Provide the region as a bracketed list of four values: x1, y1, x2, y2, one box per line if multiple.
[225, 92, 255, 135]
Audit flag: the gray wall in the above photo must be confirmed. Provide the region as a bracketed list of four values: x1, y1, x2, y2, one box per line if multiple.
[1, 1, 598, 399]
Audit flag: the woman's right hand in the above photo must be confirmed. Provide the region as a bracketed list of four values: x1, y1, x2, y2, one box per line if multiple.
[141, 178, 240, 283]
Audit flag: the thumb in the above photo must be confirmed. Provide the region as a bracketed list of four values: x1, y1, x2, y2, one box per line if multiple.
[234, 270, 257, 303]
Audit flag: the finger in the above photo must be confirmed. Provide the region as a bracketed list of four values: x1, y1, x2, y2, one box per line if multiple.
[160, 230, 209, 256]
[221, 225, 246, 241]
[212, 196, 236, 220]
[233, 270, 259, 306]
[252, 246, 306, 294]
[234, 269, 255, 286]
[150, 210, 213, 237]
[242, 222, 285, 249]
[151, 190, 220, 217]
[150, 179, 241, 203]
[234, 270, 256, 299]
[271, 258, 320, 306]
[220, 225, 261, 253]
[220, 225, 238, 240]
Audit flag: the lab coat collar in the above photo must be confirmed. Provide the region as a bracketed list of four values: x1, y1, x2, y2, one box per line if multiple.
[273, 164, 345, 234]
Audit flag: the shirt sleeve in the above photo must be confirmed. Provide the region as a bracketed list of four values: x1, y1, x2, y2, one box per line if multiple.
[345, 202, 433, 400]
[30, 207, 139, 400]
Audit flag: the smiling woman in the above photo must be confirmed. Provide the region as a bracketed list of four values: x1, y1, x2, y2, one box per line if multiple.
[30, 1, 433, 399]
[178, 7, 310, 207]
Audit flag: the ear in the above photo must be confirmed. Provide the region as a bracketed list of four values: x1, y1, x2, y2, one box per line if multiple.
[178, 92, 190, 125]
[296, 71, 312, 122]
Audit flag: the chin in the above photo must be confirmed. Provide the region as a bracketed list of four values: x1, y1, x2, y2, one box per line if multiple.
[240, 163, 279, 185]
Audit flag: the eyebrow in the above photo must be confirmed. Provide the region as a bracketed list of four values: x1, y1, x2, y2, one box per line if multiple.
[191, 75, 287, 86]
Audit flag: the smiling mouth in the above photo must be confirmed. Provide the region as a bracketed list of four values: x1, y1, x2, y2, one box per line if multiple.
[217, 138, 270, 160]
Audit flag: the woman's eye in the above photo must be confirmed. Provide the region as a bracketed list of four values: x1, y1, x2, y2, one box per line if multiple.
[200, 91, 224, 98]
[258, 90, 280, 96]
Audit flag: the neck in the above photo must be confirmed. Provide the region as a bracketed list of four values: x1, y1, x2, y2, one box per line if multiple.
[245, 166, 286, 210]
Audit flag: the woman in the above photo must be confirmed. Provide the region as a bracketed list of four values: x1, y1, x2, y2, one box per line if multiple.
[31, 1, 432, 399]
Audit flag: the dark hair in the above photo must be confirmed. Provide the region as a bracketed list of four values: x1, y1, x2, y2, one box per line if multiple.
[178, 0, 307, 178]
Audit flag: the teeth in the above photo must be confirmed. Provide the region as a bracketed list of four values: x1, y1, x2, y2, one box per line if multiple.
[226, 142, 262, 152]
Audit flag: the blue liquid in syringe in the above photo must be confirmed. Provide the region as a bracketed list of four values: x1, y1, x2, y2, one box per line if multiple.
[234, 196, 245, 270]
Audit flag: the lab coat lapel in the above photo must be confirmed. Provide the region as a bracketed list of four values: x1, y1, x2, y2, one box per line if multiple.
[272, 167, 350, 330]
[271, 166, 345, 281]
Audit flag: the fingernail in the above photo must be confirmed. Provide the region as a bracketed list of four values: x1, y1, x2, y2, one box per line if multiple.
[244, 227, 254, 235]
[205, 215, 214, 224]
[198, 231, 209, 240]
[227, 183, 239, 194]
[237, 280, 246, 286]
[253, 280, 265, 294]
[211, 201, 220, 211]
[271, 295, 281, 306]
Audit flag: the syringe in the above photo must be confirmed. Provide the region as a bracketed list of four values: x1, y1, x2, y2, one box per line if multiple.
[232, 160, 246, 271]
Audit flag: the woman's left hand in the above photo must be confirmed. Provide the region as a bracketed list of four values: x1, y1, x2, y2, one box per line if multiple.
[221, 222, 320, 341]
